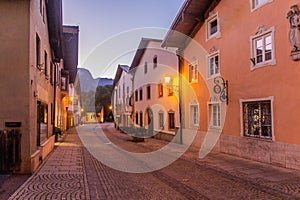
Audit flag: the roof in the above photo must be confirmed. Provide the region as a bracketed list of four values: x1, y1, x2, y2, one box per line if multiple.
[162, 0, 221, 48]
[62, 26, 79, 84]
[130, 38, 162, 70]
[46, 0, 63, 61]
[113, 64, 130, 88]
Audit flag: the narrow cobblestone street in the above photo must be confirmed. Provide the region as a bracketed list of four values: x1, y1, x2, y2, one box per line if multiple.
[8, 123, 300, 199]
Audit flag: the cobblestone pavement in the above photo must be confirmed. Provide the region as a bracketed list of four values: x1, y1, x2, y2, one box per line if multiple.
[9, 123, 300, 199]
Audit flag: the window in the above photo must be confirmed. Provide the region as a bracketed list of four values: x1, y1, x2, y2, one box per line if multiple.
[190, 105, 199, 127]
[37, 101, 48, 146]
[140, 112, 143, 127]
[168, 112, 175, 130]
[139, 88, 143, 101]
[135, 112, 139, 125]
[43, 6, 45, 23]
[159, 112, 164, 129]
[61, 76, 67, 91]
[206, 13, 220, 40]
[144, 62, 148, 74]
[209, 103, 220, 128]
[36, 34, 41, 69]
[40, 0, 43, 15]
[189, 62, 198, 83]
[242, 100, 272, 139]
[135, 90, 138, 101]
[208, 52, 220, 78]
[251, 0, 273, 11]
[158, 83, 163, 97]
[147, 85, 151, 99]
[250, 26, 275, 70]
[168, 86, 174, 96]
[50, 62, 53, 84]
[44, 51, 48, 77]
[153, 55, 157, 68]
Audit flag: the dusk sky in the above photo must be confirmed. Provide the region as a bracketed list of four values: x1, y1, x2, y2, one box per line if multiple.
[63, 0, 185, 79]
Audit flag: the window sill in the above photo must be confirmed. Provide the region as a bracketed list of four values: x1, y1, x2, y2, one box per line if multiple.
[243, 135, 273, 141]
[209, 126, 221, 131]
[250, 59, 276, 71]
[206, 73, 221, 81]
[251, 0, 273, 13]
[206, 32, 221, 41]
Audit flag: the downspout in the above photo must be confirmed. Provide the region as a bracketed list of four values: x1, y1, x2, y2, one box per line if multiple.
[52, 62, 57, 135]
[177, 49, 184, 144]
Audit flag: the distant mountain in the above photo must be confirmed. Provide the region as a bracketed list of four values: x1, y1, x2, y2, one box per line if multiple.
[78, 68, 113, 92]
[95, 78, 114, 86]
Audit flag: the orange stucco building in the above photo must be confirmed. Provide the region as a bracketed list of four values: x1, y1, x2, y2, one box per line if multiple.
[163, 0, 300, 170]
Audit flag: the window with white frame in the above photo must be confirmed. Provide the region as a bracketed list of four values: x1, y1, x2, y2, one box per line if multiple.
[159, 112, 164, 129]
[209, 103, 221, 128]
[189, 62, 198, 83]
[206, 13, 220, 40]
[190, 104, 199, 127]
[250, 26, 275, 70]
[251, 0, 273, 11]
[242, 100, 272, 139]
[208, 52, 220, 78]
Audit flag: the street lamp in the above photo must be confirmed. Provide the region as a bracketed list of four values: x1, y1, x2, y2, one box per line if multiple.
[164, 76, 171, 84]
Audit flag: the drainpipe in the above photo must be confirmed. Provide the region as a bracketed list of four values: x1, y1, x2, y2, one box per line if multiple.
[52, 62, 57, 135]
[177, 49, 184, 144]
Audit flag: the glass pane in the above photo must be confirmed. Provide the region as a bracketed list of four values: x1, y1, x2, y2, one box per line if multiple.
[210, 19, 218, 35]
[247, 104, 260, 136]
[215, 56, 219, 74]
[256, 54, 263, 63]
[213, 107, 217, 126]
[265, 43, 272, 61]
[210, 58, 214, 76]
[265, 51, 272, 61]
[212, 105, 219, 127]
[256, 38, 263, 48]
[265, 35, 271, 45]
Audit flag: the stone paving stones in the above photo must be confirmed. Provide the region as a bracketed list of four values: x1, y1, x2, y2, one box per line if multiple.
[9, 132, 89, 200]
[8, 124, 300, 199]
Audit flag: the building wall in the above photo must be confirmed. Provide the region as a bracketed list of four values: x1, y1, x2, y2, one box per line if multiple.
[0, 0, 31, 173]
[28, 0, 56, 173]
[115, 70, 133, 127]
[133, 40, 179, 137]
[182, 0, 300, 169]
[0, 0, 58, 173]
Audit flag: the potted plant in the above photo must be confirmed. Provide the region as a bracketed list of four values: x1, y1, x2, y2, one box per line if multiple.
[54, 126, 62, 142]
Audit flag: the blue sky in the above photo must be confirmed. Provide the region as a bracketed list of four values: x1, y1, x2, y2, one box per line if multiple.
[63, 0, 185, 78]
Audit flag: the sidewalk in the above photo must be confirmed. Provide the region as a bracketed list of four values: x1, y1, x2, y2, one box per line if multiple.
[9, 130, 90, 200]
[8, 125, 300, 199]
